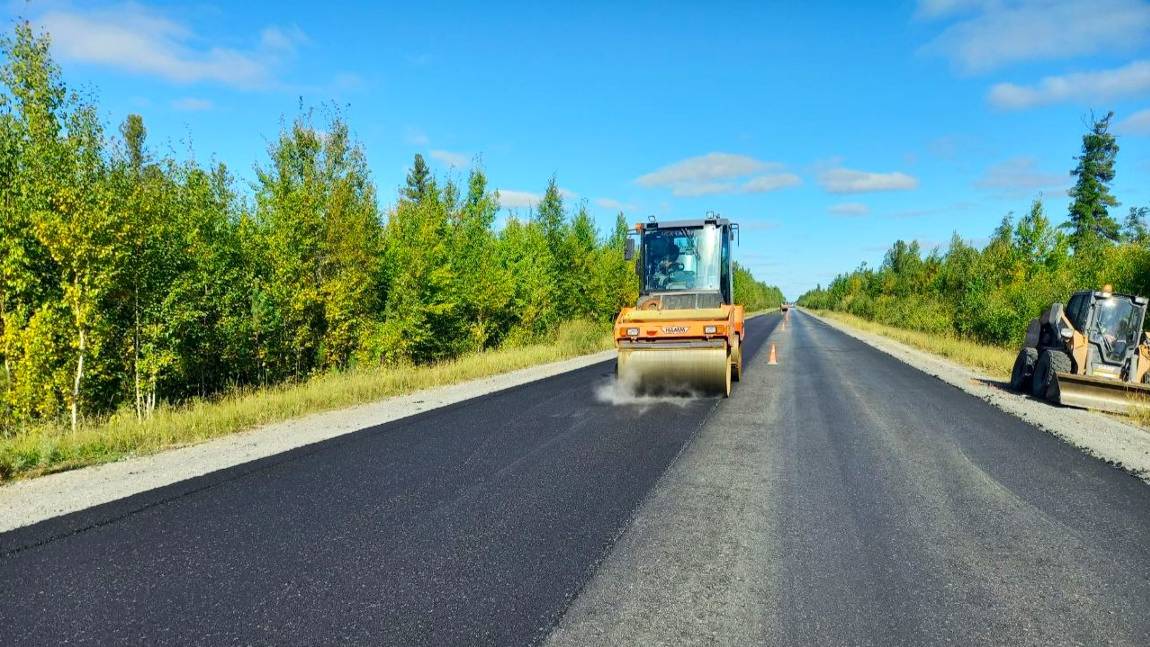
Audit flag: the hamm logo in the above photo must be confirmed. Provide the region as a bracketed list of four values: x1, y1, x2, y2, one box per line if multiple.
[662, 325, 689, 334]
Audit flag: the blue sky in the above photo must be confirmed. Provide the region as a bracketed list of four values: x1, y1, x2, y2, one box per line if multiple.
[4, 0, 1150, 299]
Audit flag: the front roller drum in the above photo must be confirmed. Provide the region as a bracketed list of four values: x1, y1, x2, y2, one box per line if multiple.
[617, 345, 731, 397]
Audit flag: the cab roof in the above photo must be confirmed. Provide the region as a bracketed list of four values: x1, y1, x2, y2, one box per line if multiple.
[641, 216, 733, 230]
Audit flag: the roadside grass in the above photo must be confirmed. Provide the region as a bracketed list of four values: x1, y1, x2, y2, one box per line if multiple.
[1129, 397, 1150, 428]
[813, 310, 1015, 379]
[0, 320, 612, 482]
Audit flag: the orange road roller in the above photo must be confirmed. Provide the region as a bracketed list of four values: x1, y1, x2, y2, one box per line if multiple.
[615, 214, 745, 396]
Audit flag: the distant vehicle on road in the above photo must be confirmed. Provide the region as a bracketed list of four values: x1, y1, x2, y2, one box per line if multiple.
[780, 302, 791, 312]
[1009, 285, 1150, 413]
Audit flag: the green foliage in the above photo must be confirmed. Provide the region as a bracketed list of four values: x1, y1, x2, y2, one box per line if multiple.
[799, 205, 1146, 347]
[0, 21, 781, 440]
[733, 262, 784, 311]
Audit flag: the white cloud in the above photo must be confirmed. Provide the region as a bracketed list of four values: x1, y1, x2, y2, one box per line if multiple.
[1118, 108, 1150, 135]
[404, 128, 430, 146]
[818, 167, 919, 193]
[171, 97, 213, 111]
[35, 5, 304, 88]
[636, 153, 773, 186]
[975, 157, 1066, 194]
[595, 197, 635, 211]
[496, 190, 541, 209]
[429, 149, 470, 167]
[741, 174, 802, 193]
[672, 182, 737, 197]
[259, 26, 308, 52]
[919, 0, 1150, 74]
[914, 0, 994, 20]
[636, 153, 800, 197]
[828, 202, 869, 217]
[989, 60, 1150, 109]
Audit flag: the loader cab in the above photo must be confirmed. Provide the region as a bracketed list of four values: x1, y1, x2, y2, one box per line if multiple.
[630, 215, 737, 310]
[1077, 289, 1148, 369]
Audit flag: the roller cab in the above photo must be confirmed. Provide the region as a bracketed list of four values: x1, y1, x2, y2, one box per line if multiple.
[614, 215, 745, 396]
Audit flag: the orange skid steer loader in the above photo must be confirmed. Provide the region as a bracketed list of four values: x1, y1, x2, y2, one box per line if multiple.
[1010, 286, 1150, 414]
[614, 215, 745, 397]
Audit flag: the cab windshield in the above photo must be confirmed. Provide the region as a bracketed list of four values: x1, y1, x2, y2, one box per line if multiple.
[642, 226, 721, 293]
[1091, 297, 1144, 363]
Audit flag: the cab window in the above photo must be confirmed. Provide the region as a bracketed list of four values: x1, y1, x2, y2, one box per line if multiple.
[1065, 294, 1087, 331]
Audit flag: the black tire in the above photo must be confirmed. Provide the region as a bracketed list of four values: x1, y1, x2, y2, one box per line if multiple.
[1032, 349, 1072, 400]
[1009, 348, 1037, 392]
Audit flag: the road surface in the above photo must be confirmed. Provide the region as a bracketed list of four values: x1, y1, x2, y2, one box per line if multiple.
[2, 311, 1149, 646]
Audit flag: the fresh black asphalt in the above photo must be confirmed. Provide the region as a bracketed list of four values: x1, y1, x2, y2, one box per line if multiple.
[0, 314, 776, 646]
[5, 310, 1150, 646]
[771, 313, 1150, 645]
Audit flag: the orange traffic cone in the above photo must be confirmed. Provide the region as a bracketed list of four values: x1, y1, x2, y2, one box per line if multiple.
[768, 343, 778, 365]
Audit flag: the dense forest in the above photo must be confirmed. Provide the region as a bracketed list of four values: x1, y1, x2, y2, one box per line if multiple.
[0, 23, 782, 433]
[800, 111, 1149, 349]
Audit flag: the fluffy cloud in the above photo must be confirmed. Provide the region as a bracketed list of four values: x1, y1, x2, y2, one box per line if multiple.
[496, 190, 541, 209]
[919, 0, 1150, 74]
[741, 174, 802, 193]
[170, 97, 213, 111]
[595, 198, 637, 211]
[1117, 108, 1150, 135]
[635, 153, 799, 197]
[35, 4, 305, 88]
[975, 157, 1066, 194]
[989, 60, 1150, 109]
[828, 202, 869, 217]
[817, 167, 918, 194]
[429, 150, 470, 167]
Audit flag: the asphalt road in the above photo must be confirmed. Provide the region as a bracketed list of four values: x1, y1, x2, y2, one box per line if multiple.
[0, 314, 776, 646]
[552, 309, 1150, 646]
[4, 309, 1150, 646]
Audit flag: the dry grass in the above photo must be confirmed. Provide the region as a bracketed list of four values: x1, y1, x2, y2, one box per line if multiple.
[0, 320, 612, 482]
[815, 310, 1016, 378]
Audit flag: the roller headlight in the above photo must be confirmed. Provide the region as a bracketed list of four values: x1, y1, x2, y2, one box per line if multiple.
[704, 325, 717, 334]
[626, 327, 640, 336]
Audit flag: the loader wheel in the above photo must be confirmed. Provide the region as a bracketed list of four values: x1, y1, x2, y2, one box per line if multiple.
[1009, 348, 1037, 392]
[1032, 349, 1072, 400]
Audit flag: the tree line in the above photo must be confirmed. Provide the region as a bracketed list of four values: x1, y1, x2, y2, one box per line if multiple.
[0, 23, 782, 433]
[799, 111, 1149, 349]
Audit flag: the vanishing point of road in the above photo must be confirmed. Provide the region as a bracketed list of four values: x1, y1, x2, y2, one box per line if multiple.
[2, 311, 1149, 646]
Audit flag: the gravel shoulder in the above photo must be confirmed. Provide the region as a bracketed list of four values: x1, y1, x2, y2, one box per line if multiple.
[0, 349, 614, 534]
[807, 309, 1150, 483]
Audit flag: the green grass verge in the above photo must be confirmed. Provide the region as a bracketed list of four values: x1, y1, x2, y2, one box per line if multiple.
[0, 320, 612, 483]
[814, 310, 1016, 378]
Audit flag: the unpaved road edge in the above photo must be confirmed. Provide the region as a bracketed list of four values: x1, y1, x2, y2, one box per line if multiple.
[805, 309, 1150, 483]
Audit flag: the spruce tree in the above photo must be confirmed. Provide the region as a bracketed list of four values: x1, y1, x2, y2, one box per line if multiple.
[403, 153, 432, 203]
[1066, 112, 1120, 252]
